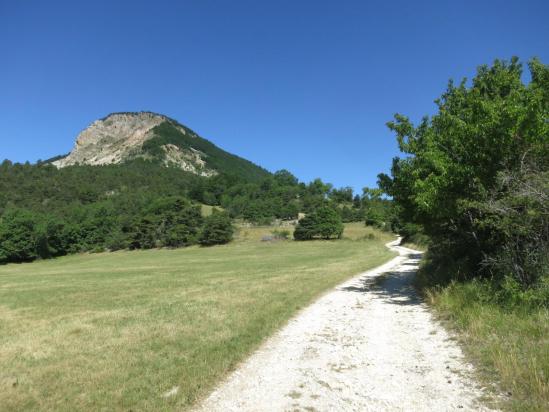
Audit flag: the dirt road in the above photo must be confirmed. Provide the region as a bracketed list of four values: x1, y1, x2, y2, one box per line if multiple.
[195, 239, 492, 411]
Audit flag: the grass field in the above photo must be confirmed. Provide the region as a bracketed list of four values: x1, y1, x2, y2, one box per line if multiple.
[0, 223, 395, 411]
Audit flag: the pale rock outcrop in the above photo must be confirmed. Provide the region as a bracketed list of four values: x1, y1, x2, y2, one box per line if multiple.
[53, 112, 217, 176]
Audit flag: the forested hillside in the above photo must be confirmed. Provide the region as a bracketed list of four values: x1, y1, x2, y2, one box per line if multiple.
[0, 159, 392, 264]
[51, 111, 271, 182]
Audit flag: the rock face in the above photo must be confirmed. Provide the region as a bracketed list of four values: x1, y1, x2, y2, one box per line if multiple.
[53, 112, 217, 176]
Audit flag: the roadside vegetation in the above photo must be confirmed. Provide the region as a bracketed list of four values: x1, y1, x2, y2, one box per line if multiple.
[0, 223, 395, 411]
[381, 57, 548, 411]
[425, 280, 548, 411]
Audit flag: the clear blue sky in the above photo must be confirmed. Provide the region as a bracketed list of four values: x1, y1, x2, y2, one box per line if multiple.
[1, 1, 547, 192]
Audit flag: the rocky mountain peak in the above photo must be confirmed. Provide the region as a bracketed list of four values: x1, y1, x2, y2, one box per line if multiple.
[52, 112, 218, 176]
[53, 112, 171, 167]
[50, 111, 269, 180]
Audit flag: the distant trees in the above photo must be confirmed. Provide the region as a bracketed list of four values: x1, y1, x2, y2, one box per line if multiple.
[0, 208, 71, 263]
[130, 197, 203, 249]
[361, 187, 393, 229]
[329, 186, 353, 203]
[294, 207, 344, 240]
[0, 154, 382, 263]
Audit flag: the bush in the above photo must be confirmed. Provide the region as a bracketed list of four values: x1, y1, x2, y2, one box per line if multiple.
[294, 207, 344, 240]
[199, 212, 234, 246]
[129, 197, 203, 249]
[471, 167, 549, 289]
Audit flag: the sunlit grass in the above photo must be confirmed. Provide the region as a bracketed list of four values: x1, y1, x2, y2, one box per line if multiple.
[426, 282, 549, 411]
[0, 223, 395, 411]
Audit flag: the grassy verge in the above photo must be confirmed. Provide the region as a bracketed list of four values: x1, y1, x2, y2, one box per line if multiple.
[421, 278, 548, 411]
[0, 223, 395, 411]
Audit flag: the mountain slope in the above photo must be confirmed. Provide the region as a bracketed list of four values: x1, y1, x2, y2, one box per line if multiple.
[53, 112, 269, 181]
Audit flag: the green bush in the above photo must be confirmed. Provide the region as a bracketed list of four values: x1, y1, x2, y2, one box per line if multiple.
[129, 197, 203, 249]
[199, 212, 234, 246]
[470, 167, 548, 289]
[294, 207, 344, 240]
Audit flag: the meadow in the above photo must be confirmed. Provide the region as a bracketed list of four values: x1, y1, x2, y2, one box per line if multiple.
[0, 223, 395, 411]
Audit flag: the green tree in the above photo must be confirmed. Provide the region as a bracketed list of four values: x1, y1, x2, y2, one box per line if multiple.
[129, 197, 203, 249]
[35, 216, 68, 258]
[273, 169, 298, 186]
[198, 212, 234, 245]
[329, 187, 354, 203]
[294, 207, 344, 240]
[379, 57, 548, 288]
[0, 208, 39, 263]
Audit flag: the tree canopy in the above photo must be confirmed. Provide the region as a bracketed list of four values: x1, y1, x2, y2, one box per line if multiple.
[294, 207, 344, 240]
[380, 57, 548, 290]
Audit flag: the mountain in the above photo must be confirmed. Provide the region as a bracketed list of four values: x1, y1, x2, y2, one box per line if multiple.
[52, 112, 269, 181]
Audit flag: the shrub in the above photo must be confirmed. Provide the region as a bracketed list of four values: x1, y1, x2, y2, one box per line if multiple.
[199, 212, 234, 246]
[129, 197, 203, 249]
[471, 167, 549, 289]
[294, 207, 344, 240]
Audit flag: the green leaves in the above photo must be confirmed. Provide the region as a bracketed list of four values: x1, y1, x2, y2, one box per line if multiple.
[198, 212, 234, 246]
[294, 207, 343, 240]
[0, 208, 40, 263]
[130, 197, 203, 249]
[383, 57, 549, 288]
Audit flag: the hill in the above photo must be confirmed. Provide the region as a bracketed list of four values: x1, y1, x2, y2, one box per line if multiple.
[0, 111, 387, 264]
[52, 111, 269, 181]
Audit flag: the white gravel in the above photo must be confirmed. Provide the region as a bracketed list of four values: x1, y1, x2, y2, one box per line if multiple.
[195, 239, 494, 412]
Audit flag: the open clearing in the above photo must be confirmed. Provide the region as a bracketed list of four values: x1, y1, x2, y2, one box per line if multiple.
[0, 223, 394, 411]
[196, 240, 494, 412]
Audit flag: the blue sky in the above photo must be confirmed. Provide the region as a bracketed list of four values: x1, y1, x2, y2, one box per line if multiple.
[1, 1, 547, 192]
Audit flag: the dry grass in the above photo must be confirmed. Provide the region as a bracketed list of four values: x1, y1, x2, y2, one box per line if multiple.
[427, 283, 549, 411]
[234, 222, 391, 243]
[0, 223, 395, 411]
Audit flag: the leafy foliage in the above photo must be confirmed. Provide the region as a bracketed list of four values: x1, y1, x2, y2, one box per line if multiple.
[380, 57, 548, 295]
[0, 156, 375, 263]
[129, 197, 203, 249]
[0, 208, 40, 263]
[294, 207, 344, 240]
[198, 212, 234, 245]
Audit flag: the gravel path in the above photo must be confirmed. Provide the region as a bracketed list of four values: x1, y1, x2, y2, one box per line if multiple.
[195, 239, 493, 411]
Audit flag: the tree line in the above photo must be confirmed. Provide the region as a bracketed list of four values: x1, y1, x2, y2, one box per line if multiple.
[0, 158, 394, 264]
